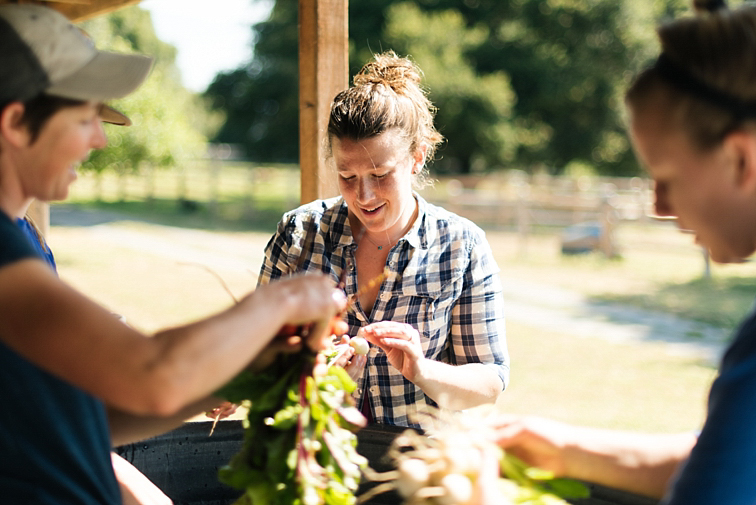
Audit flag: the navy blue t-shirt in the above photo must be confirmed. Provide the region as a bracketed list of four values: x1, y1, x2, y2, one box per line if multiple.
[664, 303, 756, 504]
[0, 212, 120, 504]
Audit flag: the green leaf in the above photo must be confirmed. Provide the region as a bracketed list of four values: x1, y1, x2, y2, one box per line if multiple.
[544, 478, 591, 499]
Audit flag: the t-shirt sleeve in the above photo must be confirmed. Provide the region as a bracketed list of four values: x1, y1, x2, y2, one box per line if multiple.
[0, 213, 38, 268]
[663, 316, 756, 505]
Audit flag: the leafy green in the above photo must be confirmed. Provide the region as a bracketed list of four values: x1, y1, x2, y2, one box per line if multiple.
[500, 451, 590, 502]
[215, 352, 367, 505]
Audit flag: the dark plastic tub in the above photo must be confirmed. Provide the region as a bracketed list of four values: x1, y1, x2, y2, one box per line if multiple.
[115, 421, 658, 505]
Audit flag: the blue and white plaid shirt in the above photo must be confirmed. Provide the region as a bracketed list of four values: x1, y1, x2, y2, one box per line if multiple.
[258, 194, 509, 428]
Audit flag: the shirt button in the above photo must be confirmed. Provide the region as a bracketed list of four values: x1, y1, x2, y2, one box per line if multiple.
[380, 292, 390, 300]
[389, 261, 395, 267]
[370, 386, 379, 394]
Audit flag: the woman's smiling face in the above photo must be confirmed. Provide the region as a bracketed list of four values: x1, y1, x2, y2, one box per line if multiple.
[334, 129, 424, 240]
[14, 101, 106, 203]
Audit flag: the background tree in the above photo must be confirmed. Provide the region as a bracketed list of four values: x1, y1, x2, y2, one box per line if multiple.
[204, 0, 299, 162]
[205, 0, 694, 176]
[80, 7, 214, 173]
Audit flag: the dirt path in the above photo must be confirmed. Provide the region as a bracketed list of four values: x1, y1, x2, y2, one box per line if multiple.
[500, 277, 729, 365]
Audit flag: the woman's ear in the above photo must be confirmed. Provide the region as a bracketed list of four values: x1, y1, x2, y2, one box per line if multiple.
[0, 102, 31, 148]
[412, 144, 428, 174]
[724, 131, 756, 192]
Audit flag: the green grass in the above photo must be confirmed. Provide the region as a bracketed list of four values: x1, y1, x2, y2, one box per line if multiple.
[496, 321, 716, 433]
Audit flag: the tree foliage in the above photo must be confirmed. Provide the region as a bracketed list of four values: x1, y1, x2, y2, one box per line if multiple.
[80, 7, 213, 173]
[206, 0, 696, 176]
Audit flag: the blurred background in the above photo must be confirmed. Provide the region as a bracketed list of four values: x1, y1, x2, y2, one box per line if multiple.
[49, 0, 756, 434]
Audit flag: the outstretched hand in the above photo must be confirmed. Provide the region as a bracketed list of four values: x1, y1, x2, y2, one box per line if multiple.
[488, 415, 572, 477]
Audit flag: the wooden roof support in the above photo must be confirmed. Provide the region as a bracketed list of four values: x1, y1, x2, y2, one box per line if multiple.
[298, 0, 348, 204]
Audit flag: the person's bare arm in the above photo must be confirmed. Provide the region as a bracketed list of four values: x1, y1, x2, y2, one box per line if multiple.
[111, 452, 172, 505]
[491, 415, 696, 499]
[361, 322, 503, 409]
[0, 259, 344, 417]
[107, 397, 222, 447]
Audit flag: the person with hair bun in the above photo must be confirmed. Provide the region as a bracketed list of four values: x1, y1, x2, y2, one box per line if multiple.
[258, 51, 510, 429]
[481, 2, 756, 504]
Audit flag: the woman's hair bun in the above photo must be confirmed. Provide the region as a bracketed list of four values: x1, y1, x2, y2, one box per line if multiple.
[353, 51, 422, 94]
[693, 0, 727, 13]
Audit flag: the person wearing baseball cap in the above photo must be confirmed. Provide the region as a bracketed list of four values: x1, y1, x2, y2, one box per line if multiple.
[0, 4, 348, 505]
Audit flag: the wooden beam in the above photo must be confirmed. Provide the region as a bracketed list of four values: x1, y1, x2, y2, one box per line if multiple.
[298, 0, 348, 204]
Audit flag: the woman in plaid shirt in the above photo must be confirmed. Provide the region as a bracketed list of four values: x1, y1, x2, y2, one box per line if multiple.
[258, 51, 510, 429]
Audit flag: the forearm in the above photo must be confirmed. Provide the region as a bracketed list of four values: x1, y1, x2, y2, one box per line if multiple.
[563, 428, 696, 498]
[111, 452, 172, 505]
[137, 289, 292, 414]
[107, 396, 222, 447]
[413, 361, 503, 410]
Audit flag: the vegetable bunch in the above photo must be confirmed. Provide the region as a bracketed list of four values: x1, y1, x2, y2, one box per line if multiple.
[361, 409, 589, 505]
[216, 348, 368, 505]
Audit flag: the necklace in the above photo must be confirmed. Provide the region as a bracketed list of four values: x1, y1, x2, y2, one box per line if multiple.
[361, 232, 393, 250]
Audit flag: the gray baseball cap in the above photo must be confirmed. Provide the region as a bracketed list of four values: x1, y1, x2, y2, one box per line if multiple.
[0, 4, 153, 123]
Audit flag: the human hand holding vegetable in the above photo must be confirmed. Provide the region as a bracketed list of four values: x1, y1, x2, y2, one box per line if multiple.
[359, 321, 425, 381]
[246, 275, 347, 372]
[328, 335, 368, 381]
[487, 414, 695, 499]
[488, 415, 572, 478]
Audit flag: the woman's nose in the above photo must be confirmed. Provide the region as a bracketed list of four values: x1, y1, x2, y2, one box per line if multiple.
[92, 121, 107, 149]
[357, 177, 375, 201]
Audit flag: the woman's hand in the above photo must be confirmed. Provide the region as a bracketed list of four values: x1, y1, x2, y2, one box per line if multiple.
[247, 275, 348, 371]
[359, 322, 424, 381]
[330, 335, 368, 382]
[488, 415, 572, 477]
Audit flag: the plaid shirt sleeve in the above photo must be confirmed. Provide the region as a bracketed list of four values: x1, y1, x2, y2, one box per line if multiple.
[257, 200, 339, 286]
[258, 214, 295, 286]
[449, 230, 509, 387]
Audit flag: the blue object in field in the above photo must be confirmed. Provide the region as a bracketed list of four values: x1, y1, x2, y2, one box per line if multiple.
[561, 221, 602, 255]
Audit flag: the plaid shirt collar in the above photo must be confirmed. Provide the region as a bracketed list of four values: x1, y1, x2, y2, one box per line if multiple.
[326, 192, 433, 254]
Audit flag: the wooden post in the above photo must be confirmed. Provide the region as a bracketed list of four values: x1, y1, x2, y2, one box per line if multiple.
[298, 0, 348, 204]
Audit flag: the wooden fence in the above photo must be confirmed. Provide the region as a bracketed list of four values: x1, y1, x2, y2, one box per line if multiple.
[69, 163, 653, 229]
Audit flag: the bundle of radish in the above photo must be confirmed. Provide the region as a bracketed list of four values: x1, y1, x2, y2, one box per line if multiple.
[215, 325, 370, 505]
[360, 409, 589, 505]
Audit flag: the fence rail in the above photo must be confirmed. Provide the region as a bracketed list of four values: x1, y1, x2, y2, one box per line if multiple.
[69, 162, 653, 231]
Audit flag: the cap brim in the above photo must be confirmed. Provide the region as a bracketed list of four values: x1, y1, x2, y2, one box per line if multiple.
[99, 104, 131, 126]
[47, 50, 153, 102]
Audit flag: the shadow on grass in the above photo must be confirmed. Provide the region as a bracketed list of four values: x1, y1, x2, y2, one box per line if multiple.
[592, 276, 756, 330]
[51, 197, 292, 233]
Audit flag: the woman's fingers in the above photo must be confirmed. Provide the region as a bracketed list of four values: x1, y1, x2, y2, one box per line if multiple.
[345, 353, 367, 381]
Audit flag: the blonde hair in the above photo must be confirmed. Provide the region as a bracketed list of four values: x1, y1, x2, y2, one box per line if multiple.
[626, 1, 756, 150]
[327, 51, 443, 187]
